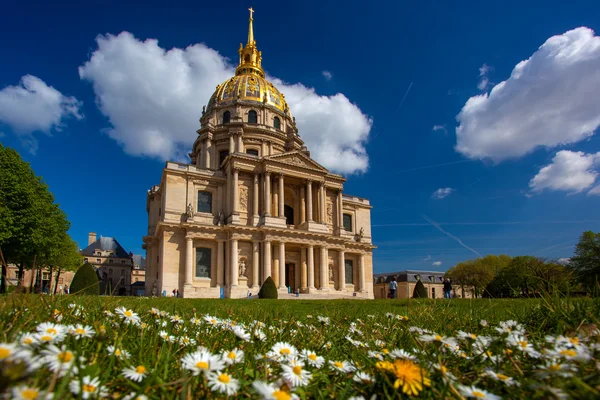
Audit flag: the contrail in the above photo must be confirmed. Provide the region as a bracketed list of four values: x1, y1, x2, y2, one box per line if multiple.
[422, 215, 482, 257]
[395, 81, 413, 113]
[396, 159, 472, 173]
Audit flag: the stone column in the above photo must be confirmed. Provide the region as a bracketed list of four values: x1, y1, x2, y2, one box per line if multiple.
[268, 142, 273, 155]
[278, 174, 285, 218]
[217, 240, 224, 287]
[338, 250, 345, 291]
[359, 253, 365, 292]
[307, 245, 315, 289]
[264, 240, 272, 282]
[232, 168, 239, 215]
[337, 189, 344, 233]
[319, 246, 328, 290]
[264, 173, 271, 216]
[204, 138, 212, 169]
[252, 174, 259, 218]
[273, 180, 279, 217]
[198, 142, 204, 169]
[261, 140, 266, 156]
[300, 247, 307, 290]
[300, 187, 306, 224]
[185, 237, 193, 285]
[230, 239, 239, 286]
[252, 241, 260, 287]
[278, 242, 286, 289]
[319, 184, 326, 224]
[237, 134, 243, 153]
[229, 135, 235, 153]
[306, 180, 313, 222]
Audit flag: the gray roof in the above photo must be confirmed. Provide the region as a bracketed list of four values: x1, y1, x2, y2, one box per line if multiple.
[374, 270, 446, 284]
[132, 254, 146, 269]
[81, 236, 130, 258]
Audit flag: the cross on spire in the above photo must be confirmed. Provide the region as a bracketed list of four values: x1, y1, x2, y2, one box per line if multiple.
[248, 7, 254, 19]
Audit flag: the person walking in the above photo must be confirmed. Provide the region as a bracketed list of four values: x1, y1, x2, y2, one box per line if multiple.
[443, 278, 452, 299]
[389, 277, 397, 299]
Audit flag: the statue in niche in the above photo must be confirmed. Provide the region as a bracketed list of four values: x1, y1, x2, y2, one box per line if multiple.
[356, 227, 364, 242]
[186, 203, 194, 220]
[329, 264, 334, 281]
[239, 259, 247, 277]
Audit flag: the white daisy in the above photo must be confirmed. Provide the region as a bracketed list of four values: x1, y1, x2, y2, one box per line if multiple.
[281, 358, 312, 387]
[299, 349, 325, 368]
[204, 315, 220, 326]
[270, 342, 297, 360]
[69, 375, 108, 399]
[484, 369, 519, 386]
[232, 325, 251, 341]
[206, 371, 239, 396]
[35, 322, 66, 343]
[181, 349, 225, 376]
[107, 345, 131, 359]
[0, 342, 18, 361]
[11, 385, 51, 400]
[457, 385, 501, 400]
[123, 393, 149, 400]
[17, 333, 39, 348]
[329, 360, 355, 373]
[252, 381, 299, 400]
[68, 324, 95, 339]
[115, 306, 141, 325]
[317, 316, 330, 325]
[179, 336, 196, 347]
[122, 365, 148, 382]
[222, 349, 244, 365]
[353, 371, 375, 384]
[389, 349, 416, 360]
[41, 344, 77, 376]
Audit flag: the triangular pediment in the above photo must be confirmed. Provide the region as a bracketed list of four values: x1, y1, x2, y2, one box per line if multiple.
[265, 151, 329, 172]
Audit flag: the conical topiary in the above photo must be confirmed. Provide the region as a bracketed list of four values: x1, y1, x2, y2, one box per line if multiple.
[70, 263, 100, 295]
[258, 276, 278, 299]
[412, 279, 428, 298]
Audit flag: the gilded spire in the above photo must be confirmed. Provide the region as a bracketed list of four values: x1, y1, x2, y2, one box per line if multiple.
[236, 7, 264, 77]
[247, 7, 255, 45]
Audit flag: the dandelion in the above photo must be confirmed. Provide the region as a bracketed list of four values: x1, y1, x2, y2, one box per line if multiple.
[222, 348, 244, 365]
[252, 381, 299, 400]
[115, 307, 141, 325]
[68, 324, 95, 339]
[299, 349, 325, 368]
[281, 358, 312, 387]
[69, 376, 108, 399]
[207, 371, 240, 396]
[122, 365, 148, 382]
[376, 359, 431, 396]
[457, 385, 501, 400]
[181, 349, 225, 376]
[329, 360, 355, 373]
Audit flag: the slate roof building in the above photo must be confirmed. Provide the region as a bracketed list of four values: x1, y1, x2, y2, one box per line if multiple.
[373, 270, 473, 299]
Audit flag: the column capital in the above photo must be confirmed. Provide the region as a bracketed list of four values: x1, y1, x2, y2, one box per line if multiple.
[278, 172, 285, 179]
[264, 171, 271, 177]
[232, 167, 240, 173]
[253, 174, 259, 183]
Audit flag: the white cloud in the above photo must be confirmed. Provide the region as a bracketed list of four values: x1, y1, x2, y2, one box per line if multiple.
[557, 258, 571, 265]
[432, 124, 447, 134]
[322, 70, 333, 81]
[432, 187, 454, 199]
[477, 77, 489, 91]
[432, 261, 442, 267]
[456, 27, 600, 162]
[587, 184, 600, 196]
[479, 63, 492, 77]
[0, 75, 82, 153]
[477, 63, 492, 91]
[424, 255, 431, 261]
[79, 32, 372, 174]
[529, 150, 600, 194]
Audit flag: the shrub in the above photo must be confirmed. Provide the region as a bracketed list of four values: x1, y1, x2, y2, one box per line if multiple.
[70, 263, 100, 295]
[258, 276, 278, 299]
[412, 280, 428, 298]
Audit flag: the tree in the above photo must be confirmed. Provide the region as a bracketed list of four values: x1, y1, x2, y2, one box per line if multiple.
[70, 263, 100, 295]
[412, 279, 428, 298]
[570, 231, 600, 292]
[43, 234, 82, 294]
[258, 276, 278, 299]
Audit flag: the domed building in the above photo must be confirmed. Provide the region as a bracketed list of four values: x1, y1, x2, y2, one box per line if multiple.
[143, 9, 375, 298]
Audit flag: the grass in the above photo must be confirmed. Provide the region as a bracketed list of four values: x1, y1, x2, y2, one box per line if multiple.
[1, 294, 599, 399]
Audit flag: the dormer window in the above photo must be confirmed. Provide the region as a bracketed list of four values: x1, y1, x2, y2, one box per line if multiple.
[222, 111, 231, 124]
[248, 110, 257, 124]
[246, 149, 259, 157]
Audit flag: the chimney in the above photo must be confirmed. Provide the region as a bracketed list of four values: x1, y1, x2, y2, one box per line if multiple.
[88, 232, 97, 246]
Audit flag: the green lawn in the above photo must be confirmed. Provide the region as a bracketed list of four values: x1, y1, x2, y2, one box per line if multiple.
[1, 295, 599, 399]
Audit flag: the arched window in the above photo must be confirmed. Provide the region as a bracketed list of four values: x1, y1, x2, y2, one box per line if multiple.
[244, 54, 250, 63]
[273, 116, 281, 130]
[284, 205, 294, 225]
[248, 110, 257, 124]
[219, 150, 229, 167]
[222, 111, 230, 124]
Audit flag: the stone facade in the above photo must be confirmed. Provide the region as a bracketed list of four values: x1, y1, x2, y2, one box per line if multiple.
[143, 11, 375, 299]
[373, 270, 473, 299]
[5, 264, 75, 294]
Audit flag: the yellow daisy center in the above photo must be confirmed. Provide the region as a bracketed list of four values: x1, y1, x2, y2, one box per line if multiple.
[549, 364, 561, 371]
[435, 335, 442, 341]
[0, 348, 10, 359]
[280, 348, 291, 355]
[334, 361, 344, 368]
[308, 354, 317, 361]
[218, 373, 230, 383]
[46, 328, 57, 335]
[517, 341, 528, 348]
[560, 349, 577, 357]
[135, 365, 146, 374]
[472, 391, 486, 398]
[227, 351, 236, 359]
[76, 328, 86, 334]
[292, 365, 303, 375]
[505, 349, 513, 355]
[497, 373, 508, 380]
[272, 391, 291, 400]
[58, 351, 73, 363]
[210, 319, 217, 324]
[23, 338, 33, 345]
[382, 348, 389, 354]
[115, 349, 122, 356]
[196, 361, 209, 369]
[40, 335, 52, 342]
[124, 310, 133, 317]
[470, 334, 477, 339]
[82, 384, 97, 393]
[569, 337, 579, 345]
[20, 388, 39, 399]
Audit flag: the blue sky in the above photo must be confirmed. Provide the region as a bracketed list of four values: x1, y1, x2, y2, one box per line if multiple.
[1, 0, 600, 273]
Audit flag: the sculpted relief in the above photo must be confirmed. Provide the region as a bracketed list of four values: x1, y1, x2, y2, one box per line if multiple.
[326, 200, 333, 225]
[239, 186, 249, 211]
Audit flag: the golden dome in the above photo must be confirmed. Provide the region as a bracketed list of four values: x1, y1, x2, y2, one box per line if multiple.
[206, 8, 290, 114]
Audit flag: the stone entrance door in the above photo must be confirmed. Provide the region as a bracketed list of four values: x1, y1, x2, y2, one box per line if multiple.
[285, 263, 296, 291]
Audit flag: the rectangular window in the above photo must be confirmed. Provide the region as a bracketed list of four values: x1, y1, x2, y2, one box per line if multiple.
[345, 260, 353, 284]
[121, 260, 126, 264]
[96, 258, 101, 263]
[246, 149, 259, 156]
[58, 278, 63, 284]
[195, 248, 212, 278]
[197, 191, 212, 213]
[219, 150, 229, 167]
[343, 214, 353, 232]
[42, 272, 50, 281]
